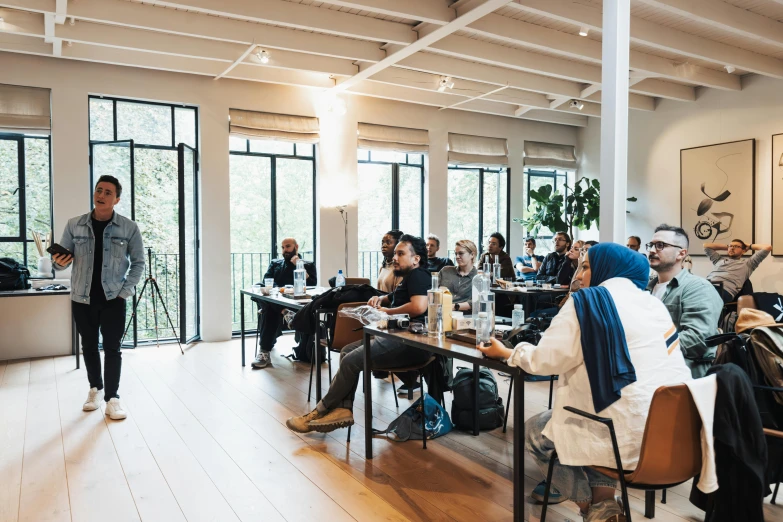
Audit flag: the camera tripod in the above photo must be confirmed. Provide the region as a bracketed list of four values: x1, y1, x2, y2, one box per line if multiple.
[121, 247, 184, 354]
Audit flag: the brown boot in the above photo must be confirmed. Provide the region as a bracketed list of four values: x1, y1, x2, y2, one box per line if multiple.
[286, 408, 324, 433]
[307, 408, 354, 433]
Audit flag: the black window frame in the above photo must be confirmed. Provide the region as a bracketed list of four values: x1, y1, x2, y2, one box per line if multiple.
[0, 132, 53, 274]
[447, 164, 511, 254]
[358, 149, 425, 236]
[524, 168, 571, 240]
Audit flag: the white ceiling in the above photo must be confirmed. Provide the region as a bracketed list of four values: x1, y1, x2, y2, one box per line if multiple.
[1, 0, 782, 127]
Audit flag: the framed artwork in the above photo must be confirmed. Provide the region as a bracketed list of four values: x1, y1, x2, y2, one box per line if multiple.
[774, 134, 783, 256]
[680, 139, 755, 255]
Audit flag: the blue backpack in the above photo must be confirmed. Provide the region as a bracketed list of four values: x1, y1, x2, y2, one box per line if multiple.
[374, 393, 453, 441]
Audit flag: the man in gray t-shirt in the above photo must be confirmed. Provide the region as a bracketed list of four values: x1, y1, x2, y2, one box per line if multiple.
[704, 239, 772, 302]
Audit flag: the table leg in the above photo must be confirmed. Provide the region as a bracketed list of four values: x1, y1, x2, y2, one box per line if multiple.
[363, 329, 373, 459]
[241, 294, 246, 367]
[473, 364, 480, 436]
[513, 370, 524, 522]
[72, 312, 79, 369]
[315, 313, 322, 402]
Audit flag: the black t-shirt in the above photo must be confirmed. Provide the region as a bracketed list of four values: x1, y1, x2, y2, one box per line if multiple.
[390, 267, 431, 321]
[90, 216, 111, 304]
[427, 256, 454, 273]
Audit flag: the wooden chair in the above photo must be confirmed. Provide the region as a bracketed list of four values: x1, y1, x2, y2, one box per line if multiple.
[737, 294, 758, 315]
[345, 277, 370, 286]
[765, 428, 783, 504]
[540, 384, 703, 522]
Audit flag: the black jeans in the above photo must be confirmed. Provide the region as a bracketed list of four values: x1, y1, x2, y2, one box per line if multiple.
[258, 302, 285, 353]
[72, 297, 126, 401]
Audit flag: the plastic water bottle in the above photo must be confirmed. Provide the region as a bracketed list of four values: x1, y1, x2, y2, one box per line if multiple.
[472, 270, 489, 316]
[427, 272, 443, 338]
[512, 304, 525, 329]
[492, 259, 502, 285]
[475, 312, 490, 347]
[335, 269, 346, 287]
[293, 259, 306, 296]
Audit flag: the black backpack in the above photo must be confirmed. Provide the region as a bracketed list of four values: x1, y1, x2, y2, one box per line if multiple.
[450, 367, 504, 431]
[0, 257, 31, 291]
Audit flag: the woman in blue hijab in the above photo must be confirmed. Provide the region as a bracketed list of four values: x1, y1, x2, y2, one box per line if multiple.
[480, 243, 692, 522]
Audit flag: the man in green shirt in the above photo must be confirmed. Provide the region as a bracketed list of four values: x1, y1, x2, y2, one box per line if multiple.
[646, 224, 723, 378]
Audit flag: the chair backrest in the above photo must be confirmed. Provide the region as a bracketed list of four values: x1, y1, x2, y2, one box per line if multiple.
[345, 277, 371, 286]
[630, 384, 702, 485]
[738, 295, 758, 315]
[330, 302, 367, 350]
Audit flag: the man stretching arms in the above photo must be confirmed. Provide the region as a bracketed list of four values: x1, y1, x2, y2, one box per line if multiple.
[704, 239, 771, 303]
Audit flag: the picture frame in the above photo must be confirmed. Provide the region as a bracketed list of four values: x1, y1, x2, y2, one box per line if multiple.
[773, 134, 783, 256]
[680, 139, 755, 255]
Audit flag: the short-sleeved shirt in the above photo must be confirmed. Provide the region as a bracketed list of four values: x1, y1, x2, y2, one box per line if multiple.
[705, 247, 770, 299]
[390, 267, 431, 321]
[515, 254, 544, 281]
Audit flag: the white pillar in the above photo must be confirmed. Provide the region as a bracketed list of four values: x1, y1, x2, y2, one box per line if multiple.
[599, 0, 630, 244]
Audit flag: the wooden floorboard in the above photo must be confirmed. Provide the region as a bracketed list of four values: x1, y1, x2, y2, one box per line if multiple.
[3, 335, 783, 521]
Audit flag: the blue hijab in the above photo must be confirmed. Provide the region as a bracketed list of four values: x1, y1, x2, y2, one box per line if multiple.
[571, 242, 650, 412]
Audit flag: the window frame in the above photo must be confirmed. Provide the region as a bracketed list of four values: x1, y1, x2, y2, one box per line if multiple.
[0, 132, 53, 274]
[358, 149, 425, 236]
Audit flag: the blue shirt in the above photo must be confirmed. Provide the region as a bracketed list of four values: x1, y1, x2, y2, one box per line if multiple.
[515, 254, 544, 281]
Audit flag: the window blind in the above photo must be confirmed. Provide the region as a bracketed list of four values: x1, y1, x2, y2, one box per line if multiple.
[0, 84, 51, 134]
[447, 133, 508, 166]
[229, 109, 319, 143]
[523, 141, 577, 170]
[357, 122, 429, 153]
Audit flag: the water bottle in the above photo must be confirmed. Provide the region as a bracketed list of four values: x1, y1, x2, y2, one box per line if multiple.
[335, 269, 346, 287]
[492, 259, 502, 285]
[472, 270, 489, 316]
[293, 259, 306, 296]
[427, 272, 443, 338]
[475, 312, 490, 347]
[483, 260, 491, 277]
[512, 304, 525, 329]
[479, 290, 495, 333]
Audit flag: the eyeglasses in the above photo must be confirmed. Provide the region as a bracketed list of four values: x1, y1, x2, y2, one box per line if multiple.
[645, 241, 685, 252]
[553, 238, 567, 243]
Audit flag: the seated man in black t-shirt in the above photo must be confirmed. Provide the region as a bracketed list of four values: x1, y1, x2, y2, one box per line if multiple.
[285, 234, 432, 433]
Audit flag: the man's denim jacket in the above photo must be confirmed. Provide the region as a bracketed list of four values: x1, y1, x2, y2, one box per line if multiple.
[54, 211, 145, 304]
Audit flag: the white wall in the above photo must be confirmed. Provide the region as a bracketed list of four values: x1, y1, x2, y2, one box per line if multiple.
[578, 74, 783, 294]
[0, 52, 578, 341]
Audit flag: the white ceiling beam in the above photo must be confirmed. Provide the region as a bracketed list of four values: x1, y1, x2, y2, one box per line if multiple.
[580, 84, 601, 98]
[240, 49, 358, 76]
[334, 0, 511, 92]
[54, 0, 66, 24]
[439, 84, 509, 110]
[215, 43, 257, 80]
[51, 37, 61, 56]
[630, 78, 695, 101]
[508, 0, 783, 79]
[145, 0, 415, 44]
[465, 13, 741, 90]
[0, 31, 55, 54]
[315, 0, 455, 25]
[514, 106, 532, 116]
[548, 96, 570, 109]
[637, 0, 783, 50]
[584, 91, 656, 111]
[43, 12, 54, 42]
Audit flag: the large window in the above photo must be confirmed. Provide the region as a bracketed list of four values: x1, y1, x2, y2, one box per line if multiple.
[447, 165, 509, 256]
[229, 137, 316, 332]
[0, 134, 51, 270]
[357, 149, 424, 284]
[88, 96, 200, 345]
[522, 169, 575, 253]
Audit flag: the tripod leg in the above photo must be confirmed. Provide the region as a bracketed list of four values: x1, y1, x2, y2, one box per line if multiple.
[150, 278, 160, 347]
[151, 278, 185, 354]
[121, 279, 150, 346]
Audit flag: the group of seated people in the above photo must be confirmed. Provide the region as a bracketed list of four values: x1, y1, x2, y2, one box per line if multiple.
[254, 225, 772, 522]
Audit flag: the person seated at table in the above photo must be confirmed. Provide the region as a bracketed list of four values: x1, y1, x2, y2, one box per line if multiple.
[704, 239, 772, 303]
[479, 243, 692, 522]
[377, 229, 403, 293]
[557, 240, 584, 287]
[285, 234, 432, 433]
[439, 239, 478, 312]
[538, 232, 571, 281]
[252, 237, 318, 369]
[626, 236, 641, 252]
[515, 237, 543, 281]
[477, 232, 515, 280]
[426, 233, 454, 273]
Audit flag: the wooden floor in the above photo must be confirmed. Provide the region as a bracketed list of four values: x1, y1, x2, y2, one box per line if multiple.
[2, 336, 782, 522]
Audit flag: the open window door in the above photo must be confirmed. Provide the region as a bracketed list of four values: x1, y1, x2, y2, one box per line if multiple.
[89, 140, 134, 219]
[178, 143, 199, 343]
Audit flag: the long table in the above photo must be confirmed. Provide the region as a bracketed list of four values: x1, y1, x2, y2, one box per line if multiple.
[492, 286, 569, 313]
[361, 324, 526, 522]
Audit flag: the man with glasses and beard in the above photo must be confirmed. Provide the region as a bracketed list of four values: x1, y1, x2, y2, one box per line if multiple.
[252, 237, 318, 369]
[646, 224, 722, 378]
[704, 238, 772, 303]
[537, 231, 571, 281]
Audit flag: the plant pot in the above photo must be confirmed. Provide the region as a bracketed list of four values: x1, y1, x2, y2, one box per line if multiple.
[37, 256, 52, 277]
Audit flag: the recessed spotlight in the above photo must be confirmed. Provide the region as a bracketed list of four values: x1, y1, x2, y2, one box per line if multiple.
[570, 99, 584, 110]
[724, 65, 736, 74]
[579, 26, 589, 37]
[437, 76, 454, 92]
[254, 49, 270, 64]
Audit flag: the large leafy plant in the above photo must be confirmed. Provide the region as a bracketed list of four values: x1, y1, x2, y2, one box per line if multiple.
[515, 178, 636, 239]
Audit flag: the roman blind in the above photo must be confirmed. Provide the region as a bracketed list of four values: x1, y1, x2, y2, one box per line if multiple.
[447, 133, 508, 166]
[0, 84, 51, 134]
[229, 109, 319, 143]
[357, 123, 429, 153]
[523, 141, 577, 170]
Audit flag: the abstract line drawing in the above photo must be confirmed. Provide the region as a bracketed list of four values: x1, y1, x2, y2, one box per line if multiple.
[692, 153, 738, 241]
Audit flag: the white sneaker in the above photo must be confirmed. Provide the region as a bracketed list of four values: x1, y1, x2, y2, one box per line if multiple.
[83, 387, 103, 411]
[105, 398, 127, 420]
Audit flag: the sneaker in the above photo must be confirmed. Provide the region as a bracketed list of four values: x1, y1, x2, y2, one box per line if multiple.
[286, 408, 325, 433]
[585, 499, 625, 522]
[105, 398, 127, 420]
[83, 387, 103, 411]
[307, 408, 354, 433]
[530, 480, 565, 504]
[252, 351, 271, 369]
[397, 382, 421, 395]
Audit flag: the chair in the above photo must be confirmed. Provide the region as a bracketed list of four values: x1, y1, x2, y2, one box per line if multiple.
[345, 277, 370, 286]
[765, 428, 783, 504]
[540, 384, 703, 522]
[737, 294, 758, 315]
[502, 374, 557, 433]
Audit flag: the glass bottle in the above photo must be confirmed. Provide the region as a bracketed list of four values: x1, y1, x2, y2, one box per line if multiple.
[293, 259, 306, 296]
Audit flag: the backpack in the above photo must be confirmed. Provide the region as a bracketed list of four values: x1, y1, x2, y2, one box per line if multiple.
[450, 367, 504, 431]
[289, 331, 325, 364]
[0, 257, 31, 291]
[374, 393, 453, 441]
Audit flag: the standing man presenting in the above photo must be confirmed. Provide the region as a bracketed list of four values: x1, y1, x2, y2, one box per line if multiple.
[52, 175, 145, 420]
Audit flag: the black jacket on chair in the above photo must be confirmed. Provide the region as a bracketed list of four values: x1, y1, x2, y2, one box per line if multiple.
[690, 363, 769, 522]
[289, 284, 381, 335]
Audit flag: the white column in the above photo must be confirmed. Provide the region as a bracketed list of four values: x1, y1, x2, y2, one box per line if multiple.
[599, 0, 630, 243]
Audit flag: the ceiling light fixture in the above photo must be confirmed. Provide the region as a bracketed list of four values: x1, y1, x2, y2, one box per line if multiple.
[437, 76, 455, 92]
[725, 65, 736, 74]
[779, 152, 782, 167]
[254, 49, 270, 64]
[69, 17, 75, 26]
[579, 26, 589, 37]
[67, 40, 72, 47]
[570, 99, 584, 110]
[0, 17, 4, 24]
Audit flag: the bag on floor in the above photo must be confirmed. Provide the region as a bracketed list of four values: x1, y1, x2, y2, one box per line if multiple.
[374, 393, 453, 441]
[0, 257, 31, 290]
[450, 367, 504, 431]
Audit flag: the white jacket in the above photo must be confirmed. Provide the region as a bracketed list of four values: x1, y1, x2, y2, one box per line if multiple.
[508, 277, 693, 468]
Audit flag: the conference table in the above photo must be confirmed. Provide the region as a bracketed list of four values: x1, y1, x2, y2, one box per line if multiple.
[361, 323, 526, 522]
[492, 285, 569, 313]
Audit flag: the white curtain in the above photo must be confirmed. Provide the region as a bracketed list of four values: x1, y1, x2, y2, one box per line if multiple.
[229, 109, 319, 143]
[0, 84, 51, 134]
[523, 141, 577, 170]
[357, 123, 429, 153]
[448, 133, 508, 166]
